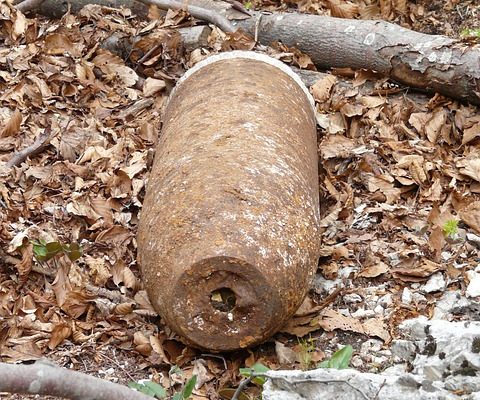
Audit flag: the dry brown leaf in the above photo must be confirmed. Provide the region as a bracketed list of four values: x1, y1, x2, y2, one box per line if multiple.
[321, 262, 339, 280]
[93, 49, 138, 87]
[325, 0, 359, 18]
[121, 267, 137, 290]
[222, 29, 255, 51]
[459, 201, 480, 234]
[457, 158, 480, 182]
[317, 310, 390, 341]
[150, 334, 171, 365]
[425, 109, 446, 143]
[428, 226, 445, 259]
[462, 122, 480, 144]
[392, 259, 443, 282]
[311, 75, 337, 103]
[16, 243, 33, 281]
[280, 318, 320, 337]
[95, 225, 132, 245]
[320, 134, 356, 159]
[367, 175, 402, 204]
[143, 77, 166, 97]
[359, 96, 386, 108]
[44, 33, 81, 57]
[358, 260, 389, 278]
[422, 178, 443, 202]
[48, 323, 72, 350]
[62, 291, 92, 318]
[275, 341, 297, 365]
[0, 110, 22, 138]
[361, 318, 391, 342]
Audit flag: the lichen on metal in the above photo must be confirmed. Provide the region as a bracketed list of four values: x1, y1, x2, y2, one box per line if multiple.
[137, 51, 321, 351]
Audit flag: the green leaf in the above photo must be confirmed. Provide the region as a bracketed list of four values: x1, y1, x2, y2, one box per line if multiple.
[239, 362, 269, 385]
[46, 241, 63, 255]
[32, 242, 48, 261]
[32, 240, 72, 262]
[181, 375, 197, 399]
[63, 242, 83, 261]
[143, 381, 167, 398]
[244, 1, 252, 10]
[129, 382, 156, 397]
[317, 359, 330, 368]
[128, 381, 166, 398]
[172, 393, 182, 400]
[318, 345, 353, 369]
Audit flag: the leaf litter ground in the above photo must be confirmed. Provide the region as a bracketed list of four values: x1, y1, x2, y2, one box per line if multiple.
[0, 0, 479, 399]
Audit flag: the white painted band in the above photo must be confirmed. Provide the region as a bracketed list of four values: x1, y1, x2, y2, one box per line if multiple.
[170, 51, 316, 113]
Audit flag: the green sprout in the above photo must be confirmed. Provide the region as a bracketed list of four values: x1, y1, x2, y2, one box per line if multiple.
[442, 219, 459, 238]
[461, 28, 480, 38]
[297, 337, 316, 370]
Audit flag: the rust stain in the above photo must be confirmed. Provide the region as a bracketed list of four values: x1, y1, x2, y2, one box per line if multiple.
[137, 54, 321, 351]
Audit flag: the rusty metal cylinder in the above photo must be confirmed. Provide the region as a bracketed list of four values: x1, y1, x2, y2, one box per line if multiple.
[137, 51, 320, 351]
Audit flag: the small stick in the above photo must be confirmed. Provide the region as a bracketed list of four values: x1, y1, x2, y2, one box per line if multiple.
[117, 98, 154, 120]
[231, 375, 253, 400]
[6, 126, 53, 168]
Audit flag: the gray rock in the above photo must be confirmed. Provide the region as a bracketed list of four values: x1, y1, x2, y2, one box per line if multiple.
[402, 287, 413, 304]
[423, 272, 446, 293]
[466, 271, 480, 298]
[343, 293, 363, 304]
[262, 369, 464, 400]
[391, 340, 417, 361]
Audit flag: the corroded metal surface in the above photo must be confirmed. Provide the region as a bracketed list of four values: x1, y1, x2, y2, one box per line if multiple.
[137, 52, 320, 351]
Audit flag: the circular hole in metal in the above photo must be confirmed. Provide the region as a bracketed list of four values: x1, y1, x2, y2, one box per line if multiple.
[210, 287, 236, 312]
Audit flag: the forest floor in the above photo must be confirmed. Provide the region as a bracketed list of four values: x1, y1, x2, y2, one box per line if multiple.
[0, 0, 479, 399]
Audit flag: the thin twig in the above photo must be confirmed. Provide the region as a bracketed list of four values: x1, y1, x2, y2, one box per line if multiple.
[6, 126, 53, 168]
[135, 0, 236, 33]
[15, 0, 46, 13]
[200, 353, 228, 370]
[231, 375, 253, 400]
[116, 98, 154, 120]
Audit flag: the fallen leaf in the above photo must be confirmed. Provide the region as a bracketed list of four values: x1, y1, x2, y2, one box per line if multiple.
[48, 323, 72, 350]
[275, 341, 297, 365]
[311, 75, 337, 103]
[358, 260, 389, 278]
[459, 201, 480, 234]
[392, 259, 443, 282]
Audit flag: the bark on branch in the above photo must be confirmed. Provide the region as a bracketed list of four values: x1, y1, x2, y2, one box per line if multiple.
[233, 11, 480, 105]
[15, 0, 480, 105]
[0, 360, 152, 400]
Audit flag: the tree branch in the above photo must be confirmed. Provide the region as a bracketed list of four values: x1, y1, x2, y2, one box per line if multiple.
[135, 0, 235, 33]
[0, 360, 153, 400]
[15, 0, 47, 13]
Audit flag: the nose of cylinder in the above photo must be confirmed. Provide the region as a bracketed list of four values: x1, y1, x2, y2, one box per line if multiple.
[167, 256, 282, 351]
